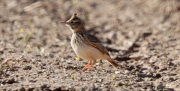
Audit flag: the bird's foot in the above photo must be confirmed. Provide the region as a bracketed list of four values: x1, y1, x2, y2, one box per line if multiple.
[80, 61, 94, 72]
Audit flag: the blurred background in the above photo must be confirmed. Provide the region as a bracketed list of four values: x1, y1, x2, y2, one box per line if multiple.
[0, 0, 180, 51]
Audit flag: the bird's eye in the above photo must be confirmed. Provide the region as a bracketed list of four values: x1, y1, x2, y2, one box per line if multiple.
[71, 21, 74, 23]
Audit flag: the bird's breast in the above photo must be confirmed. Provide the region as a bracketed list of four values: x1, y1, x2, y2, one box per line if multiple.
[71, 34, 104, 61]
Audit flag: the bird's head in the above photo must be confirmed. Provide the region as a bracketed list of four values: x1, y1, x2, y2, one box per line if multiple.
[61, 13, 84, 33]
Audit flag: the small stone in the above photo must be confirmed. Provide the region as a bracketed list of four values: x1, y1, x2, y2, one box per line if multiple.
[124, 70, 130, 74]
[49, 53, 54, 58]
[0, 51, 4, 54]
[94, 83, 100, 88]
[127, 41, 133, 46]
[115, 71, 120, 74]
[149, 56, 157, 64]
[33, 87, 41, 91]
[107, 31, 117, 39]
[2, 78, 15, 84]
[19, 87, 25, 91]
[104, 25, 112, 31]
[97, 79, 103, 82]
[158, 67, 167, 72]
[156, 82, 164, 90]
[23, 66, 32, 70]
[29, 79, 37, 83]
[154, 73, 161, 78]
[50, 87, 61, 91]
[172, 60, 180, 65]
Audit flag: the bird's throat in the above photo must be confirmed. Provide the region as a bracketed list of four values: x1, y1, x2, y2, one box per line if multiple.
[72, 25, 86, 34]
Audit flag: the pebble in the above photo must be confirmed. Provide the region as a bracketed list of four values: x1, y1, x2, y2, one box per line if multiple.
[124, 70, 130, 74]
[115, 71, 120, 74]
[97, 79, 103, 82]
[23, 66, 32, 70]
[2, 78, 15, 84]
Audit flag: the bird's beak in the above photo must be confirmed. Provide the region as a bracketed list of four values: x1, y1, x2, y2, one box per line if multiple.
[60, 21, 68, 24]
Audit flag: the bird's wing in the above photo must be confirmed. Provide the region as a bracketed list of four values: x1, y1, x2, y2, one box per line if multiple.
[85, 34, 109, 56]
[86, 34, 101, 43]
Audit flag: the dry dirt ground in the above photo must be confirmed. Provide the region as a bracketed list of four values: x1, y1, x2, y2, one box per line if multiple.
[0, 0, 180, 91]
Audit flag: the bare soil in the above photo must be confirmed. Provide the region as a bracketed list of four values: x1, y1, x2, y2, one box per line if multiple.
[0, 0, 180, 91]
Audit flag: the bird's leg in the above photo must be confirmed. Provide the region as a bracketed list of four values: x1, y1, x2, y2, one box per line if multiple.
[81, 60, 94, 72]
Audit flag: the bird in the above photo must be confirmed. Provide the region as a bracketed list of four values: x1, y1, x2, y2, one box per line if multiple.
[61, 13, 119, 72]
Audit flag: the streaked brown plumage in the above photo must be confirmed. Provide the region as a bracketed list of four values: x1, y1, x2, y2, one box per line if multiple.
[61, 13, 119, 72]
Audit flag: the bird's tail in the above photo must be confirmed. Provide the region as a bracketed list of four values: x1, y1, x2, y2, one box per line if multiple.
[106, 57, 119, 68]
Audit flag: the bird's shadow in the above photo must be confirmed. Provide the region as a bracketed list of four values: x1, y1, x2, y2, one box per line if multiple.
[88, 26, 152, 62]
[106, 31, 152, 62]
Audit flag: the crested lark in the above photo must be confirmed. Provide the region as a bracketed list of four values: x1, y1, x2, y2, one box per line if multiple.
[61, 13, 119, 72]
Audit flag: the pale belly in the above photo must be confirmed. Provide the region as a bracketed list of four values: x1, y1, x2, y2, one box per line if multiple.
[71, 40, 104, 61]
